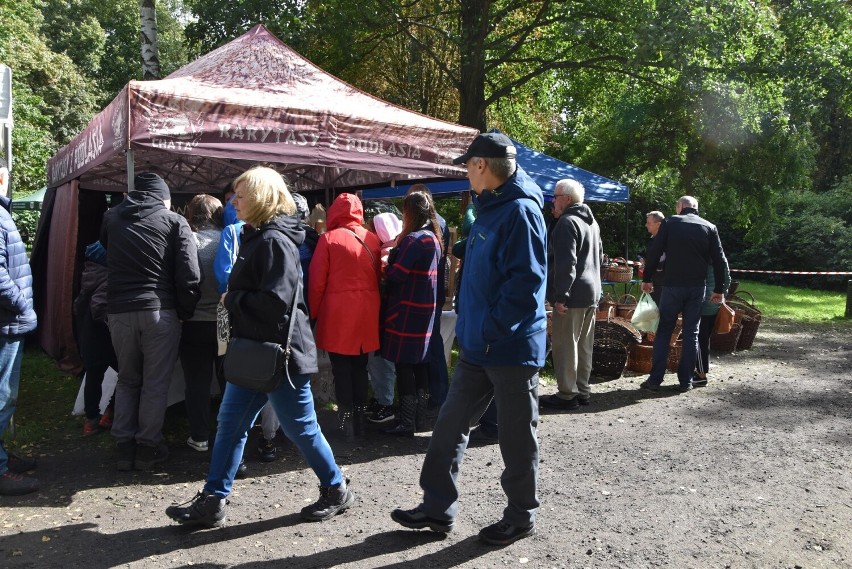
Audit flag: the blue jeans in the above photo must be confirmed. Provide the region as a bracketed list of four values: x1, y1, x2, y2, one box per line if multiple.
[419, 359, 539, 527]
[478, 401, 498, 436]
[0, 336, 24, 475]
[204, 372, 343, 498]
[649, 285, 705, 385]
[367, 351, 395, 406]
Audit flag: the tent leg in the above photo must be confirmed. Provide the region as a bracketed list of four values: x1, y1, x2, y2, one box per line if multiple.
[624, 202, 629, 259]
[126, 148, 135, 192]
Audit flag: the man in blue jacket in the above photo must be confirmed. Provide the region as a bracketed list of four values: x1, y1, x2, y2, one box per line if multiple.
[391, 132, 547, 546]
[640, 196, 727, 392]
[0, 161, 39, 495]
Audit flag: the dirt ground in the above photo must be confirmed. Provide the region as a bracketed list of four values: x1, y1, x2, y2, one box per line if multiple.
[0, 318, 850, 569]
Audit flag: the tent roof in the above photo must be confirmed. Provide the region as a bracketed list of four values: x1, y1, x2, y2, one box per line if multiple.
[11, 187, 46, 211]
[47, 25, 478, 194]
[361, 132, 629, 202]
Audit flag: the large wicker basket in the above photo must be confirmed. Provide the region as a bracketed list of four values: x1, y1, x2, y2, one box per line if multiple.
[592, 338, 630, 379]
[729, 291, 762, 351]
[605, 257, 633, 282]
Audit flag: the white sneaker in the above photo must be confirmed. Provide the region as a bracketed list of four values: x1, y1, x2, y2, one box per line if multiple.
[187, 437, 208, 452]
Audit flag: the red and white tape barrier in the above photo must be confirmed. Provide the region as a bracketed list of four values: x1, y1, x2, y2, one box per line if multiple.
[730, 269, 852, 275]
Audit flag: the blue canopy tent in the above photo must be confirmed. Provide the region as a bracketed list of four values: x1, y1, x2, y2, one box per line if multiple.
[360, 134, 629, 203]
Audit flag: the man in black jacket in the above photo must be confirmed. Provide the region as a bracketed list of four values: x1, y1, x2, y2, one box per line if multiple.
[540, 179, 603, 410]
[640, 196, 727, 392]
[101, 173, 201, 470]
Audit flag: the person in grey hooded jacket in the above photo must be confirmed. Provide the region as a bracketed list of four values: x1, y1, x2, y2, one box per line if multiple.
[540, 179, 602, 410]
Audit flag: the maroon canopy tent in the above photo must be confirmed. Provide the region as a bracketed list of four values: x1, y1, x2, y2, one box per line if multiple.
[35, 24, 478, 365]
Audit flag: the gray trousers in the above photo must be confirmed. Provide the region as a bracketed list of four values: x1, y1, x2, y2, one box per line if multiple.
[419, 359, 540, 527]
[108, 309, 181, 447]
[551, 306, 596, 400]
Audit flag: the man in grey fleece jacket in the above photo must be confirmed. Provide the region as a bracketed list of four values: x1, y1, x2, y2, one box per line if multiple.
[540, 179, 603, 410]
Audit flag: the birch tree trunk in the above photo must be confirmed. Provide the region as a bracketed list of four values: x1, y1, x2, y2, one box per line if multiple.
[139, 0, 161, 80]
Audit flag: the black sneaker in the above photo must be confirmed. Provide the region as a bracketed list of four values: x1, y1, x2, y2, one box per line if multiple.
[639, 380, 662, 392]
[7, 453, 37, 473]
[0, 471, 39, 496]
[135, 443, 169, 470]
[478, 519, 535, 546]
[300, 479, 355, 521]
[235, 459, 248, 479]
[692, 375, 708, 387]
[539, 393, 579, 410]
[367, 405, 395, 424]
[116, 441, 136, 471]
[390, 506, 453, 533]
[577, 396, 591, 406]
[257, 438, 277, 462]
[468, 425, 498, 446]
[165, 491, 228, 528]
[364, 398, 382, 417]
[673, 383, 693, 393]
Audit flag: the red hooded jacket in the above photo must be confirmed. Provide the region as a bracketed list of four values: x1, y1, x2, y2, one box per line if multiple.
[309, 193, 382, 355]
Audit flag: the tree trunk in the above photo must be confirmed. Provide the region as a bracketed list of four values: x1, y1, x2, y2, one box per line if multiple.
[139, 0, 161, 80]
[457, 0, 490, 131]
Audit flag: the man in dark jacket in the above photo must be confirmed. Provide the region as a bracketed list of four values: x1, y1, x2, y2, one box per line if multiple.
[391, 132, 547, 546]
[101, 173, 201, 471]
[640, 196, 728, 392]
[540, 179, 602, 410]
[0, 162, 39, 496]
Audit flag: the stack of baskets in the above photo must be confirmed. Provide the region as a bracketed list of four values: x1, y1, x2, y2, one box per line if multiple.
[628, 318, 682, 373]
[709, 310, 743, 353]
[592, 314, 642, 379]
[597, 295, 617, 320]
[728, 291, 762, 350]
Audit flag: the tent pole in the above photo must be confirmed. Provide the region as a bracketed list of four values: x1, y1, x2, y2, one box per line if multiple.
[126, 148, 135, 192]
[625, 202, 629, 259]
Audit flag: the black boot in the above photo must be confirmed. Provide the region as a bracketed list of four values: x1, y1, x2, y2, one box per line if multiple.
[353, 406, 369, 437]
[338, 409, 355, 442]
[384, 395, 415, 437]
[415, 389, 437, 432]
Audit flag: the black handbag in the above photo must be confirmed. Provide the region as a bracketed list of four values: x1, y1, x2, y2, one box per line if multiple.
[223, 337, 285, 392]
[223, 254, 302, 393]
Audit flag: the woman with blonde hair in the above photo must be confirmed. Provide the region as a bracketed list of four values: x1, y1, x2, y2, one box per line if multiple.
[166, 167, 353, 528]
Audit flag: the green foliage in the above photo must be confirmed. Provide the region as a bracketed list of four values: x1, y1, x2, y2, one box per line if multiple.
[732, 176, 852, 290]
[0, 0, 99, 193]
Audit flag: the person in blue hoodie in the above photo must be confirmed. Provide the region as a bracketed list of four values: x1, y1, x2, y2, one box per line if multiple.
[391, 132, 547, 547]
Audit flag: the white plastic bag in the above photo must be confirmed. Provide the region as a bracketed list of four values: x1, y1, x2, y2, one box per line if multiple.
[631, 292, 660, 332]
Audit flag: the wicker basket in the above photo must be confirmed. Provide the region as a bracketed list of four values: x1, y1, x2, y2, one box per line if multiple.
[595, 316, 642, 345]
[605, 257, 633, 282]
[615, 294, 637, 319]
[729, 292, 762, 350]
[665, 328, 682, 372]
[592, 338, 629, 379]
[628, 343, 653, 373]
[710, 322, 743, 353]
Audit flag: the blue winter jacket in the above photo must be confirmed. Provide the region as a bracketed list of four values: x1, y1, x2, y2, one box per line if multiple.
[0, 199, 37, 336]
[456, 166, 548, 367]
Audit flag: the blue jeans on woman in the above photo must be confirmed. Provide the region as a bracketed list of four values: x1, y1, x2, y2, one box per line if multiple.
[204, 372, 343, 498]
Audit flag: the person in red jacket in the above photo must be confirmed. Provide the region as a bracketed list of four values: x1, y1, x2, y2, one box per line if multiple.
[309, 193, 382, 440]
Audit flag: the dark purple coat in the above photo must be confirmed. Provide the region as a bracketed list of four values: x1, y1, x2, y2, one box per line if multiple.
[381, 229, 440, 364]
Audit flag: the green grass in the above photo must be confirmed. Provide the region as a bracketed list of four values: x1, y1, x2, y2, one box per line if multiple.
[733, 279, 850, 323]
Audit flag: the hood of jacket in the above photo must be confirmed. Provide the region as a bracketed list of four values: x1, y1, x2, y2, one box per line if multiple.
[327, 193, 365, 230]
[118, 190, 168, 220]
[251, 212, 306, 248]
[562, 202, 596, 225]
[473, 165, 544, 212]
